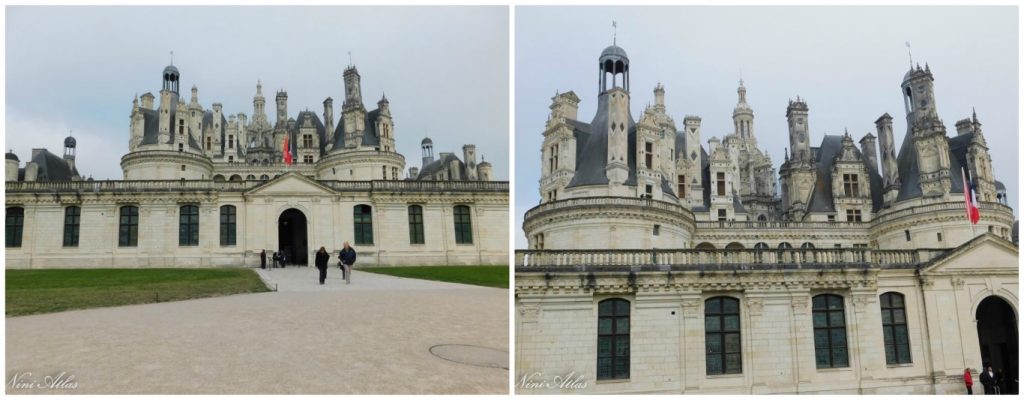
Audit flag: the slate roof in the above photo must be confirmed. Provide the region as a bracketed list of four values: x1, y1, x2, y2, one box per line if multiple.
[331, 108, 383, 151]
[18, 149, 77, 181]
[895, 127, 973, 201]
[138, 93, 203, 152]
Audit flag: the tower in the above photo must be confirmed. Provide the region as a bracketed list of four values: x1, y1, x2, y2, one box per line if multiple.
[780, 97, 815, 220]
[733, 79, 755, 143]
[786, 97, 810, 163]
[63, 133, 78, 179]
[600, 43, 630, 185]
[903, 64, 951, 197]
[376, 94, 395, 152]
[276, 90, 288, 129]
[341, 66, 367, 149]
[157, 64, 180, 147]
[162, 64, 179, 94]
[323, 97, 334, 136]
[343, 66, 363, 109]
[253, 80, 267, 123]
[421, 137, 434, 166]
[463, 144, 478, 180]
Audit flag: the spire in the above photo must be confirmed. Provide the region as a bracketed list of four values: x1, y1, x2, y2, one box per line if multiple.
[905, 41, 913, 70]
[170, 50, 174, 66]
[612, 20, 617, 45]
[972, 106, 978, 123]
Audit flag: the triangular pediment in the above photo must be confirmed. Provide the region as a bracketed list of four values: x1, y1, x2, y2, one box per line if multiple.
[920, 233, 1019, 275]
[244, 172, 336, 197]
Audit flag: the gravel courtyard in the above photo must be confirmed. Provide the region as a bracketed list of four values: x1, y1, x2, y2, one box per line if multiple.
[6, 268, 509, 394]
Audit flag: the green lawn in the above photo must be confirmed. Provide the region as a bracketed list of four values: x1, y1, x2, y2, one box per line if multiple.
[360, 265, 508, 288]
[6, 268, 270, 316]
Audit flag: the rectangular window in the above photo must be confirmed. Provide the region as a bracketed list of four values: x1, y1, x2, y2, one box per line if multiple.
[706, 297, 742, 375]
[717, 172, 726, 196]
[905, 230, 911, 242]
[303, 134, 313, 148]
[846, 209, 862, 222]
[880, 293, 912, 365]
[843, 174, 860, 197]
[118, 206, 139, 247]
[644, 142, 653, 169]
[228, 135, 234, 149]
[718, 209, 727, 222]
[408, 205, 425, 245]
[678, 175, 686, 197]
[597, 299, 630, 380]
[303, 155, 314, 164]
[827, 215, 836, 222]
[206, 136, 212, 150]
[354, 205, 373, 245]
[6, 207, 24, 248]
[644, 185, 653, 199]
[653, 225, 661, 236]
[179, 205, 199, 246]
[454, 205, 473, 244]
[220, 205, 236, 246]
[392, 167, 398, 180]
[937, 232, 942, 242]
[813, 294, 849, 368]
[63, 206, 80, 247]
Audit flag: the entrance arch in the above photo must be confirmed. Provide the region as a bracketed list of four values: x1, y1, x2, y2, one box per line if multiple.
[278, 208, 309, 266]
[976, 295, 1018, 394]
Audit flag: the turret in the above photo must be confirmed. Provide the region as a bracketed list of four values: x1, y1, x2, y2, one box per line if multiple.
[63, 133, 77, 176]
[5, 151, 19, 182]
[653, 83, 665, 111]
[786, 97, 810, 163]
[323, 97, 335, 135]
[463, 144, 478, 180]
[421, 137, 434, 166]
[733, 79, 754, 141]
[550, 91, 580, 121]
[252, 80, 267, 123]
[276, 90, 288, 129]
[904, 63, 951, 197]
[859, 132, 877, 171]
[343, 66, 363, 109]
[600, 43, 631, 185]
[478, 156, 493, 181]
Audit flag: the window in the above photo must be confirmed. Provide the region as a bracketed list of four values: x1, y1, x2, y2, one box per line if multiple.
[677, 175, 686, 197]
[813, 294, 849, 368]
[904, 230, 911, 242]
[228, 156, 234, 163]
[717, 172, 726, 196]
[937, 232, 942, 242]
[220, 205, 236, 246]
[718, 209, 727, 222]
[754, 242, 769, 250]
[392, 167, 398, 180]
[828, 215, 836, 222]
[6, 207, 24, 248]
[408, 205, 425, 245]
[644, 185, 653, 199]
[843, 174, 860, 197]
[653, 225, 661, 236]
[228, 135, 234, 149]
[303, 134, 313, 148]
[644, 142, 653, 169]
[880, 292, 912, 365]
[801, 242, 815, 249]
[454, 205, 473, 244]
[354, 205, 373, 245]
[181, 165, 187, 172]
[179, 205, 199, 246]
[303, 155, 313, 164]
[598, 298, 630, 380]
[63, 206, 80, 247]
[206, 136, 212, 150]
[382, 166, 387, 179]
[118, 206, 139, 247]
[778, 242, 793, 249]
[705, 297, 742, 375]
[178, 143, 183, 152]
[846, 209, 862, 222]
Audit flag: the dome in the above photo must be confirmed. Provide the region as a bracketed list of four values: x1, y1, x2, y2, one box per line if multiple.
[163, 64, 179, 76]
[5, 151, 18, 161]
[600, 45, 628, 61]
[64, 136, 77, 148]
[421, 137, 433, 146]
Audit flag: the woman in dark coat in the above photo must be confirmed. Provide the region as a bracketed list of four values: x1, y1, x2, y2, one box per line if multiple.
[315, 246, 330, 285]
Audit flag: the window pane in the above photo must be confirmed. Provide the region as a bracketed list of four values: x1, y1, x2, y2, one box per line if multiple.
[894, 325, 908, 346]
[813, 311, 827, 328]
[705, 316, 721, 332]
[828, 296, 843, 310]
[615, 300, 629, 315]
[813, 295, 826, 310]
[725, 353, 742, 374]
[599, 301, 613, 315]
[613, 357, 628, 379]
[881, 309, 893, 324]
[598, 336, 612, 357]
[893, 309, 906, 324]
[722, 298, 739, 314]
[829, 310, 845, 327]
[830, 329, 847, 348]
[891, 294, 904, 308]
[897, 343, 911, 364]
[597, 357, 612, 379]
[598, 318, 612, 334]
[882, 326, 894, 344]
[885, 344, 897, 364]
[724, 315, 740, 331]
[705, 298, 721, 314]
[880, 293, 892, 308]
[707, 354, 723, 375]
[724, 333, 741, 353]
[706, 334, 722, 354]
[814, 329, 828, 349]
[616, 317, 629, 334]
[815, 348, 830, 368]
[614, 337, 629, 357]
[832, 346, 849, 367]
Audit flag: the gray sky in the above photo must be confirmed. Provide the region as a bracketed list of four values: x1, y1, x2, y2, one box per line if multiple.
[515, 6, 1019, 248]
[6, 6, 509, 181]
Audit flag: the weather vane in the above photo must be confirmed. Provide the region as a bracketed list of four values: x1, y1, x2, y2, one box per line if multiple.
[348, 51, 353, 66]
[170, 50, 174, 65]
[612, 21, 617, 45]
[905, 41, 913, 69]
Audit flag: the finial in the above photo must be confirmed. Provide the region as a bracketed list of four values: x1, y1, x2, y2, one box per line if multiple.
[348, 51, 353, 67]
[69, 129, 73, 137]
[612, 20, 617, 45]
[972, 107, 978, 123]
[739, 68, 744, 86]
[170, 50, 174, 66]
[905, 41, 912, 70]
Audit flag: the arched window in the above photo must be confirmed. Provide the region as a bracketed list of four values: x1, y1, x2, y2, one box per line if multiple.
[696, 242, 716, 250]
[220, 205, 236, 246]
[408, 205, 425, 245]
[598, 298, 630, 380]
[118, 206, 139, 247]
[229, 175, 242, 182]
[6, 207, 24, 248]
[880, 292, 912, 364]
[725, 242, 744, 250]
[213, 175, 226, 182]
[354, 205, 373, 245]
[260, 175, 269, 180]
[179, 205, 199, 246]
[706, 297, 742, 375]
[63, 206, 81, 247]
[754, 242, 769, 250]
[246, 174, 256, 180]
[453, 205, 473, 244]
[778, 242, 793, 249]
[757, 214, 767, 222]
[812, 294, 849, 368]
[801, 242, 815, 249]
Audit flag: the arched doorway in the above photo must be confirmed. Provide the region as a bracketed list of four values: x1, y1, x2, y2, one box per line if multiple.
[278, 209, 309, 266]
[976, 296, 1018, 394]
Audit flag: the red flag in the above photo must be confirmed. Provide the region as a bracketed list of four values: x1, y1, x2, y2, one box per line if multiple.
[283, 136, 293, 166]
[961, 167, 979, 224]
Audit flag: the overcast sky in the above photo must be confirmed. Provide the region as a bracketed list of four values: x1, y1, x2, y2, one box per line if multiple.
[515, 6, 1019, 248]
[6, 6, 509, 180]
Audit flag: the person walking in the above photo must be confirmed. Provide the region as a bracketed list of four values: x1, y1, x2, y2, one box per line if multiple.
[272, 252, 280, 268]
[279, 250, 288, 268]
[965, 368, 974, 395]
[339, 241, 356, 285]
[982, 366, 997, 394]
[260, 250, 267, 270]
[315, 246, 330, 285]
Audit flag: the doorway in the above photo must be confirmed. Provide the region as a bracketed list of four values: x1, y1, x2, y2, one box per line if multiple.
[976, 295, 1018, 394]
[278, 208, 309, 266]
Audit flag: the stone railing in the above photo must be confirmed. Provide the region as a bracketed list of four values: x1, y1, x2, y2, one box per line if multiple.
[694, 220, 865, 230]
[7, 179, 510, 194]
[524, 196, 691, 221]
[875, 201, 1013, 224]
[515, 248, 949, 270]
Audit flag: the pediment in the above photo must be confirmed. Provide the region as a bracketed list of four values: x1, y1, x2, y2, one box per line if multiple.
[920, 233, 1019, 275]
[244, 172, 336, 197]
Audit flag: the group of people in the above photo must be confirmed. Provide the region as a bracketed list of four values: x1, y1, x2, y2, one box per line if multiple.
[258, 243, 358, 285]
[966, 366, 1014, 395]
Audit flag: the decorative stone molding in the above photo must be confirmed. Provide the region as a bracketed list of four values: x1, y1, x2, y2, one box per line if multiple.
[519, 306, 540, 323]
[951, 277, 966, 290]
[746, 298, 765, 315]
[681, 299, 701, 317]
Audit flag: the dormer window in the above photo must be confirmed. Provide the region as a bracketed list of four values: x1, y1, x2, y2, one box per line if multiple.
[843, 174, 859, 197]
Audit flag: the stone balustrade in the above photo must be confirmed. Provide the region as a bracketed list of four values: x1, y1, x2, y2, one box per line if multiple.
[6, 179, 509, 194]
[524, 196, 692, 221]
[515, 247, 948, 270]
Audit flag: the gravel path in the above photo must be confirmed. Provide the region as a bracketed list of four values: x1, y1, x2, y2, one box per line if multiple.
[6, 268, 509, 394]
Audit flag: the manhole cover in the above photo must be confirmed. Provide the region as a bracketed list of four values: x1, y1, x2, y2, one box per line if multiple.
[429, 344, 509, 369]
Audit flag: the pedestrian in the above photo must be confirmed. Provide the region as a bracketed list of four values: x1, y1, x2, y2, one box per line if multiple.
[315, 246, 329, 285]
[965, 368, 973, 395]
[272, 252, 279, 268]
[339, 241, 356, 285]
[981, 365, 997, 394]
[996, 368, 1005, 394]
[280, 250, 288, 268]
[260, 250, 267, 269]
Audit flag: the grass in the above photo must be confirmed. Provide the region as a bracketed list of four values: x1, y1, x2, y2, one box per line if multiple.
[359, 265, 508, 288]
[6, 268, 270, 317]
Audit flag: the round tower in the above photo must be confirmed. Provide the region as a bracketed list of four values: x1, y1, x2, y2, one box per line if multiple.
[6, 150, 19, 181]
[421, 137, 434, 166]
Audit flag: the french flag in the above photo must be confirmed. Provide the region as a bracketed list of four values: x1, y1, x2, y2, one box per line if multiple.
[961, 167, 980, 224]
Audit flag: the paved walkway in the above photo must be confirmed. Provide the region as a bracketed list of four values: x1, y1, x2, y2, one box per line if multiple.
[6, 268, 509, 394]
